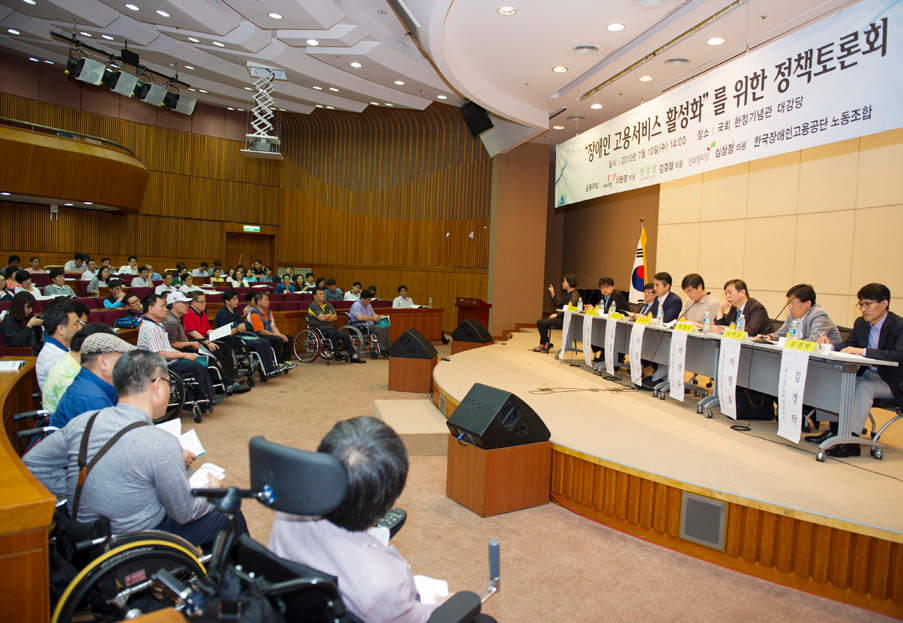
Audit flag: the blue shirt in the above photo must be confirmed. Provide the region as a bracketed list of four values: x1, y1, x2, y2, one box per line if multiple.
[349, 300, 375, 326]
[325, 288, 343, 301]
[866, 312, 888, 371]
[104, 295, 123, 309]
[275, 283, 295, 294]
[50, 368, 118, 429]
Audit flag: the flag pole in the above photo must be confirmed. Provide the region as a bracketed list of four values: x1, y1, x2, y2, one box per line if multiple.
[640, 217, 647, 288]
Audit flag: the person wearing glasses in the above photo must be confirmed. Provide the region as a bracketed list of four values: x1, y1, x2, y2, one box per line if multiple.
[34, 299, 90, 390]
[809, 283, 903, 457]
[677, 274, 721, 326]
[24, 350, 248, 548]
[713, 278, 770, 337]
[761, 284, 841, 343]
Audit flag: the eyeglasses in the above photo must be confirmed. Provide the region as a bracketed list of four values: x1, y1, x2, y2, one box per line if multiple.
[76, 319, 87, 326]
[855, 300, 879, 310]
[787, 299, 801, 308]
[151, 376, 171, 387]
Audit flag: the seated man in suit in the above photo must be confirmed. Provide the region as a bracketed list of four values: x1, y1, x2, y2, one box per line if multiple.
[640, 273, 682, 388]
[714, 279, 770, 337]
[810, 283, 903, 457]
[587, 277, 629, 314]
[308, 287, 365, 364]
[630, 283, 656, 318]
[763, 284, 841, 343]
[679, 273, 721, 327]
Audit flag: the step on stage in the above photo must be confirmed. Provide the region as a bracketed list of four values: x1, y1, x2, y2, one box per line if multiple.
[431, 331, 903, 618]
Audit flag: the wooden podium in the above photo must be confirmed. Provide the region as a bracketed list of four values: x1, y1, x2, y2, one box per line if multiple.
[388, 356, 437, 393]
[446, 438, 551, 517]
[454, 297, 492, 328]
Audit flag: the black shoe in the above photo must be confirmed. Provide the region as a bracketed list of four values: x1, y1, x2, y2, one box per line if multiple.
[805, 430, 835, 445]
[370, 351, 379, 360]
[826, 443, 861, 458]
[349, 356, 366, 364]
[210, 394, 225, 406]
[229, 382, 252, 394]
[639, 378, 656, 391]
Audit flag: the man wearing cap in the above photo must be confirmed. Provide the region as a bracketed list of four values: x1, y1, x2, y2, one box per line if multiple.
[139, 293, 221, 410]
[49, 333, 136, 429]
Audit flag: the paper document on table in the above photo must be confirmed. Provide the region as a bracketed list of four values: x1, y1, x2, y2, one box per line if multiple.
[718, 337, 743, 419]
[189, 463, 225, 489]
[0, 360, 25, 371]
[558, 310, 572, 358]
[629, 322, 646, 385]
[668, 330, 689, 401]
[582, 314, 594, 367]
[413, 575, 449, 605]
[604, 317, 617, 376]
[777, 340, 814, 444]
[180, 428, 206, 457]
[208, 324, 232, 341]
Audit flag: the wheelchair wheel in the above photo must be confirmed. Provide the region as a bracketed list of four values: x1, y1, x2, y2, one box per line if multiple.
[52, 538, 206, 623]
[294, 330, 320, 363]
[157, 369, 185, 424]
[340, 325, 365, 356]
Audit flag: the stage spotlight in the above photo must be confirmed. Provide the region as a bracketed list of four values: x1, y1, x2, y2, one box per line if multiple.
[163, 91, 197, 115]
[102, 70, 139, 97]
[134, 81, 167, 106]
[65, 57, 106, 85]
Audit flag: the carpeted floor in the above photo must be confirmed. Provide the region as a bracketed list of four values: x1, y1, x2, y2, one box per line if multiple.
[184, 343, 897, 622]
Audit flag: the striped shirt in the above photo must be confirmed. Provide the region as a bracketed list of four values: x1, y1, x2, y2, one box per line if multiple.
[138, 318, 177, 354]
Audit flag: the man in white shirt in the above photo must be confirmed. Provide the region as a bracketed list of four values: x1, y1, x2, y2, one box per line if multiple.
[344, 282, 363, 301]
[679, 274, 721, 326]
[155, 272, 177, 296]
[130, 265, 154, 288]
[80, 258, 98, 282]
[191, 262, 210, 277]
[64, 253, 87, 272]
[35, 299, 89, 390]
[392, 285, 415, 308]
[118, 255, 139, 275]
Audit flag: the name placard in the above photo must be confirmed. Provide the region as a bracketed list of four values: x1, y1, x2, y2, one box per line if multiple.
[784, 339, 816, 352]
[634, 316, 651, 325]
[585, 309, 599, 316]
[674, 322, 696, 333]
[566, 305, 579, 312]
[608, 312, 624, 320]
[723, 329, 748, 341]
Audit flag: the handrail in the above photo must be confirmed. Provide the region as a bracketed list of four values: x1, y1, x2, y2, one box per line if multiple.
[0, 115, 135, 156]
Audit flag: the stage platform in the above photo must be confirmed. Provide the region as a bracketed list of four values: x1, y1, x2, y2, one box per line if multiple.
[431, 330, 903, 618]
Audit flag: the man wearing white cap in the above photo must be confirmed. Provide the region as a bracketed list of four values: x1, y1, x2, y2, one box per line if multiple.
[50, 332, 136, 429]
[138, 293, 220, 411]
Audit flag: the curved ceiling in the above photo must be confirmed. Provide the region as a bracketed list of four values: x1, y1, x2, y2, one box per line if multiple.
[0, 0, 857, 152]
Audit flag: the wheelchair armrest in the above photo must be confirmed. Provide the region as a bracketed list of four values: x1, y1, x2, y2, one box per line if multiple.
[427, 591, 482, 623]
[14, 409, 50, 421]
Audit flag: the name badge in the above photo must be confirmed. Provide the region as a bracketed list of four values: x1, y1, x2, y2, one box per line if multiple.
[723, 329, 748, 340]
[635, 316, 651, 325]
[674, 322, 695, 333]
[784, 339, 816, 352]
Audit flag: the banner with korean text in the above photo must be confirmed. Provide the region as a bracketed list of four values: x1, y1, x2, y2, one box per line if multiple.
[555, 0, 903, 206]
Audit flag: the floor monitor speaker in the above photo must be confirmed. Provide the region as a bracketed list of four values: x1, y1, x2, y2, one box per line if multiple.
[388, 328, 438, 360]
[452, 318, 493, 344]
[447, 383, 550, 449]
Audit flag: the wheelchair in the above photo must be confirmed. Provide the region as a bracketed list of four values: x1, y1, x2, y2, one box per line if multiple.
[52, 436, 499, 622]
[165, 358, 227, 424]
[341, 314, 387, 360]
[294, 326, 360, 365]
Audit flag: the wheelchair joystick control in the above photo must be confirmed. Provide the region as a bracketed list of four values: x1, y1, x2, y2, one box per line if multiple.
[480, 539, 500, 603]
[257, 484, 276, 507]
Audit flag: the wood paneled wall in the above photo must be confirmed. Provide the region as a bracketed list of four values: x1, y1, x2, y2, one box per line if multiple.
[277, 106, 491, 268]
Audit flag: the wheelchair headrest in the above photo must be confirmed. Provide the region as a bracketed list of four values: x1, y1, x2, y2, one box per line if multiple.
[249, 436, 348, 516]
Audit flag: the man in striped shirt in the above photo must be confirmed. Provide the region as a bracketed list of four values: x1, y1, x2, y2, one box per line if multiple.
[138, 293, 221, 410]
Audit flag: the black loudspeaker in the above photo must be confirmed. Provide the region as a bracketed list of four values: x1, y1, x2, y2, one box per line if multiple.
[447, 383, 550, 450]
[388, 328, 438, 360]
[459, 102, 493, 137]
[451, 318, 493, 344]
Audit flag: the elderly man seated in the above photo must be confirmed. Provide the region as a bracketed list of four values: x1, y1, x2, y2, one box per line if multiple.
[24, 350, 247, 548]
[349, 289, 389, 357]
[307, 287, 365, 364]
[42, 323, 114, 414]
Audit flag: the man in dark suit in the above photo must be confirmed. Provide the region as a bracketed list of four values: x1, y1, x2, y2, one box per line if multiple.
[648, 272, 682, 323]
[592, 277, 629, 314]
[714, 279, 770, 337]
[809, 283, 903, 457]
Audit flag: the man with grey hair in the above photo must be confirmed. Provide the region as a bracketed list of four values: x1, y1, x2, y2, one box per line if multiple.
[24, 350, 248, 547]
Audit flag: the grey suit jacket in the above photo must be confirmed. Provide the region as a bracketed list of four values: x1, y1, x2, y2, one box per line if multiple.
[768, 305, 841, 343]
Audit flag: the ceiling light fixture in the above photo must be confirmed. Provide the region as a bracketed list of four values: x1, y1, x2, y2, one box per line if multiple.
[384, 103, 393, 106]
[552, 125, 564, 130]
[156, 9, 169, 17]
[315, 104, 323, 108]
[227, 107, 234, 110]
[329, 87, 339, 92]
[394, 80, 405, 85]
[237, 108, 243, 111]
[312, 86, 322, 90]
[23, 0, 36, 4]
[437, 95, 448, 100]
[306, 39, 319, 46]
[635, 0, 669, 5]
[350, 62, 361, 68]
[212, 41, 225, 47]
[639, 75, 653, 81]
[199, 89, 207, 93]
[101, 34, 114, 40]
[370, 102, 379, 105]
[0, 192, 10, 196]
[268, 13, 283, 19]
[188, 88, 196, 91]
[706, 37, 725, 45]
[64, 203, 73, 206]
[84, 201, 92, 205]
[184, 65, 194, 70]
[665, 57, 690, 65]
[80, 31, 93, 37]
[28, 57, 38, 62]
[497, 7, 516, 15]
[552, 66, 568, 73]
[573, 45, 599, 55]
[8, 29, 21, 35]
[567, 115, 586, 121]
[244, 87, 253, 91]
[44, 60, 53, 64]
[590, 103, 603, 109]
[607, 23, 625, 31]
[125, 3, 139, 10]
[187, 37, 199, 43]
